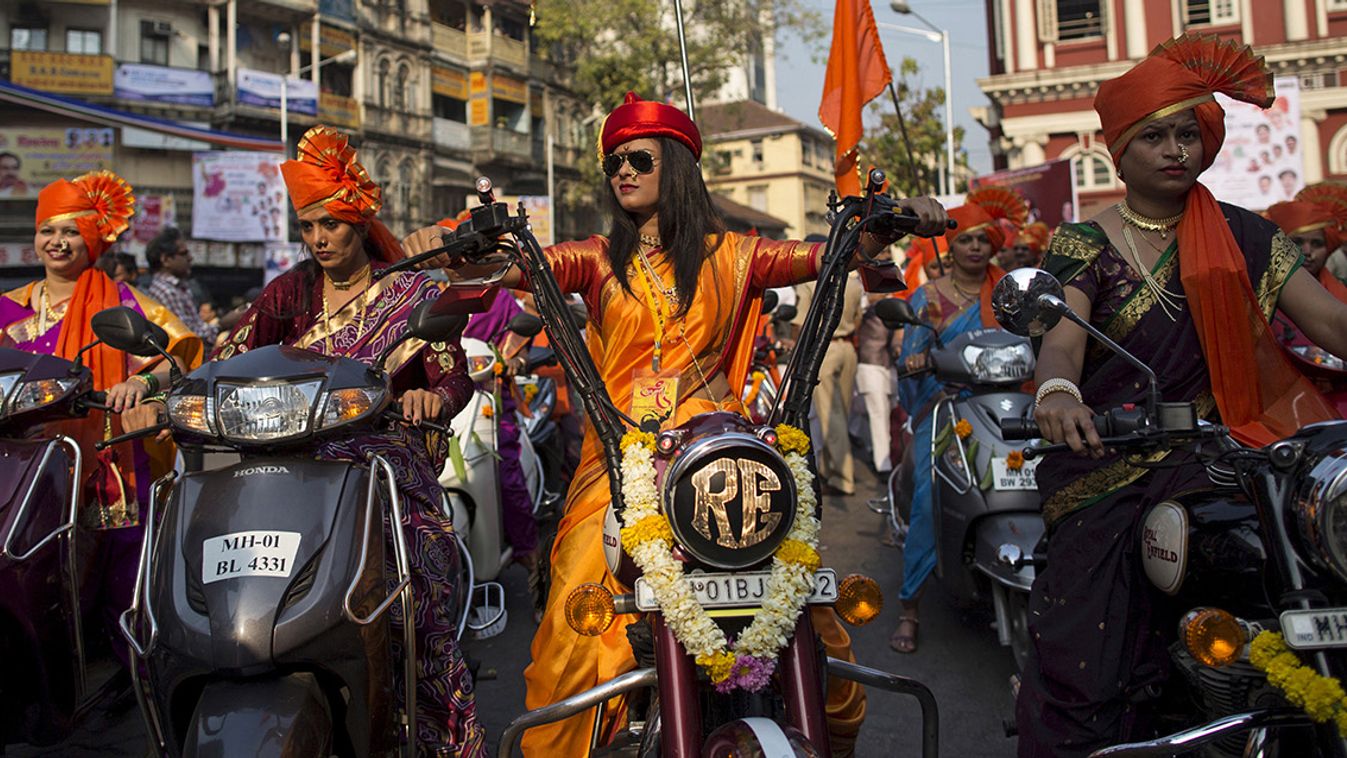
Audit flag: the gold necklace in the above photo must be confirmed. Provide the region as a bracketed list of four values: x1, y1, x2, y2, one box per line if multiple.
[1117, 201, 1183, 239]
[949, 278, 980, 302]
[1120, 224, 1186, 321]
[326, 262, 371, 291]
[638, 233, 662, 249]
[37, 282, 50, 334]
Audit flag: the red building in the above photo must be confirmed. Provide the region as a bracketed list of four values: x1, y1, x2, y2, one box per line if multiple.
[976, 0, 1347, 217]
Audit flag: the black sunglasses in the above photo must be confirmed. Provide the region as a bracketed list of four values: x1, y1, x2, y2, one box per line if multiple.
[602, 150, 656, 178]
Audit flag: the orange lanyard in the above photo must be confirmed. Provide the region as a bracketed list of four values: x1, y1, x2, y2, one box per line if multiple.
[632, 248, 677, 372]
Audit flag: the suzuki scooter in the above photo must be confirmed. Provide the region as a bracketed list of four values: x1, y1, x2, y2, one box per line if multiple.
[878, 297, 1042, 670]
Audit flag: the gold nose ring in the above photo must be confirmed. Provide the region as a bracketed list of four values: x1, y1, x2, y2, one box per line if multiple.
[1177, 145, 1190, 165]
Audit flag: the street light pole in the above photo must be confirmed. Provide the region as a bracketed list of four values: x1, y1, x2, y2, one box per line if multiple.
[888, 1, 956, 195]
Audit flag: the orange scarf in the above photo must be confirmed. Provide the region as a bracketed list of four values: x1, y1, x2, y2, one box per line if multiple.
[979, 264, 1007, 329]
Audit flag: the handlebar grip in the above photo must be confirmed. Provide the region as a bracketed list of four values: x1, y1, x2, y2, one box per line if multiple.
[1000, 417, 1039, 440]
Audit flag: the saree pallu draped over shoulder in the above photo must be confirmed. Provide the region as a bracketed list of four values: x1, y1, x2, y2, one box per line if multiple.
[522, 232, 867, 757]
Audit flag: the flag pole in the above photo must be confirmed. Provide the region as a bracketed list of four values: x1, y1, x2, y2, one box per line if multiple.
[672, 0, 696, 121]
[886, 81, 929, 197]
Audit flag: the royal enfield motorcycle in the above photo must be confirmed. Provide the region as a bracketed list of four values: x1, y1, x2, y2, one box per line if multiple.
[874, 297, 1041, 670]
[93, 299, 464, 757]
[992, 267, 1347, 758]
[383, 172, 944, 757]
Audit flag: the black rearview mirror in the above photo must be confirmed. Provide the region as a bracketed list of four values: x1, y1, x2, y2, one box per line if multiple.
[507, 313, 544, 338]
[762, 289, 779, 314]
[873, 297, 920, 329]
[406, 300, 467, 343]
[91, 307, 170, 359]
[775, 304, 798, 323]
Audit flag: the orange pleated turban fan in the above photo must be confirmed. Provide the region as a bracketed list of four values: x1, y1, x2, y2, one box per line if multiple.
[1296, 182, 1347, 251]
[1013, 222, 1052, 254]
[35, 170, 135, 261]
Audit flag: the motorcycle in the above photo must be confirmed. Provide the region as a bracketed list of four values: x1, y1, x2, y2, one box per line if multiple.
[441, 310, 553, 638]
[386, 171, 943, 757]
[0, 344, 124, 749]
[95, 299, 464, 757]
[992, 267, 1347, 758]
[874, 297, 1042, 670]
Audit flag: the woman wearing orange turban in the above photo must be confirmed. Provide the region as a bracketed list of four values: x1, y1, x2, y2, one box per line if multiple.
[889, 202, 1006, 654]
[1008, 222, 1051, 270]
[1017, 36, 1347, 755]
[177, 125, 485, 754]
[405, 91, 948, 756]
[0, 170, 202, 670]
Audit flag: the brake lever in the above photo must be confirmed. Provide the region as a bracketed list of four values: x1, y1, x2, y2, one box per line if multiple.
[96, 423, 170, 450]
[381, 409, 450, 435]
[1022, 433, 1165, 460]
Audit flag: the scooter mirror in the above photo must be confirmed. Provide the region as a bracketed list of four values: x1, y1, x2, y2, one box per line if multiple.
[406, 300, 467, 343]
[775, 304, 798, 323]
[873, 297, 920, 329]
[762, 289, 779, 313]
[91, 306, 171, 358]
[991, 267, 1067, 337]
[507, 313, 544, 338]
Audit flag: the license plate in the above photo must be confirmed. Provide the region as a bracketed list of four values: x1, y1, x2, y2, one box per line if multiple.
[1281, 608, 1347, 650]
[991, 458, 1040, 491]
[634, 568, 838, 611]
[202, 530, 302, 585]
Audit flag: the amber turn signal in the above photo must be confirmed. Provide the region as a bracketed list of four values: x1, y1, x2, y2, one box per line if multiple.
[565, 583, 616, 636]
[835, 574, 883, 626]
[1181, 607, 1246, 667]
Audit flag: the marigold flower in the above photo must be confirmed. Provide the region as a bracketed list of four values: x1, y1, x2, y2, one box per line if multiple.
[774, 424, 810, 455]
[622, 428, 656, 452]
[776, 538, 822, 573]
[482, 404, 494, 418]
[1249, 630, 1347, 736]
[696, 651, 736, 683]
[954, 419, 973, 439]
[620, 514, 674, 548]
[1006, 450, 1024, 471]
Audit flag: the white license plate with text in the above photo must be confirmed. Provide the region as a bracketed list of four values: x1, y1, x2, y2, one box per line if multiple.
[634, 568, 838, 611]
[1281, 608, 1347, 650]
[991, 458, 1040, 491]
[202, 530, 302, 585]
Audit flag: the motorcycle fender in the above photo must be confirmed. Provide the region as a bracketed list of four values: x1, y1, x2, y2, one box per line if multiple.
[183, 673, 331, 758]
[1140, 500, 1188, 596]
[971, 512, 1044, 592]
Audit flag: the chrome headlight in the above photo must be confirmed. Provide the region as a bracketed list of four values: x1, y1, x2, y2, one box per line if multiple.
[9, 377, 79, 414]
[1292, 345, 1347, 370]
[0, 372, 22, 416]
[215, 380, 323, 441]
[167, 394, 216, 435]
[963, 342, 1035, 384]
[1296, 453, 1347, 582]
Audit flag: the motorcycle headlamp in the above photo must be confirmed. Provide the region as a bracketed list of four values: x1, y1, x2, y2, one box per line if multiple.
[1292, 345, 1347, 370]
[962, 342, 1035, 384]
[1295, 453, 1347, 582]
[9, 377, 79, 415]
[215, 380, 323, 442]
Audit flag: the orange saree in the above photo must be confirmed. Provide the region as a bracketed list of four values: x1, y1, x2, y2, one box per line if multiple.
[522, 232, 865, 756]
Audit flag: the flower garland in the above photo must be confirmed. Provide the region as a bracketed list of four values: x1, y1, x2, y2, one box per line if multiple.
[1250, 631, 1347, 736]
[618, 425, 821, 692]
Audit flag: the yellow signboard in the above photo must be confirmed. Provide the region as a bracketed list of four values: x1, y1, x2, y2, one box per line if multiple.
[319, 92, 361, 129]
[469, 71, 488, 96]
[433, 65, 468, 99]
[493, 75, 527, 104]
[299, 23, 357, 58]
[470, 98, 490, 127]
[12, 51, 114, 95]
[529, 87, 544, 113]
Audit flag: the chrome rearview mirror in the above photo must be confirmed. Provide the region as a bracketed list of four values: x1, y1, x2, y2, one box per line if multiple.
[991, 268, 1066, 337]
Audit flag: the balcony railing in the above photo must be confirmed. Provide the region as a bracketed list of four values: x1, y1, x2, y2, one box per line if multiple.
[432, 23, 468, 59]
[471, 126, 532, 162]
[466, 30, 529, 73]
[433, 117, 471, 151]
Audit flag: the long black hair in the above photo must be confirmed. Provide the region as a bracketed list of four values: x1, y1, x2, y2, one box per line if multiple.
[604, 137, 724, 316]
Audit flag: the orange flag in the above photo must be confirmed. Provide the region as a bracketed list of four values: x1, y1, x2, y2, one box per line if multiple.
[819, 0, 892, 197]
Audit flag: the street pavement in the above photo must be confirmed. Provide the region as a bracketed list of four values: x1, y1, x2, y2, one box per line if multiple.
[11, 462, 1019, 757]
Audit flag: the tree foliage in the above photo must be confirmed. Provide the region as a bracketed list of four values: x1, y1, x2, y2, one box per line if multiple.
[858, 57, 970, 197]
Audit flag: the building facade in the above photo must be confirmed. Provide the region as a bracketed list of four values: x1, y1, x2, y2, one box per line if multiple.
[0, 0, 589, 292]
[976, 0, 1347, 217]
[699, 100, 835, 240]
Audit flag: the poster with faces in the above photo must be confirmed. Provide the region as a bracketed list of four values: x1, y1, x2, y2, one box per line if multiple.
[1206, 77, 1304, 212]
[191, 152, 287, 242]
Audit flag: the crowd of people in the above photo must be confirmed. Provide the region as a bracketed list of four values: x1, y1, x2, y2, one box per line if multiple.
[11, 31, 1347, 758]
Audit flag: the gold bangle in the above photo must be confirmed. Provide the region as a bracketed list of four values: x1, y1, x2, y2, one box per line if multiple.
[1035, 378, 1082, 407]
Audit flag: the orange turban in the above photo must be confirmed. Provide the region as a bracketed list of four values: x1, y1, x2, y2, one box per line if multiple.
[946, 203, 1005, 251]
[1296, 182, 1347, 251]
[1013, 222, 1052, 253]
[35, 170, 135, 261]
[1096, 35, 1335, 446]
[1266, 201, 1334, 238]
[600, 92, 702, 160]
[280, 125, 402, 263]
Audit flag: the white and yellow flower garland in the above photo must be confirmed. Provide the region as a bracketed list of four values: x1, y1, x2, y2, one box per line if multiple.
[618, 425, 821, 692]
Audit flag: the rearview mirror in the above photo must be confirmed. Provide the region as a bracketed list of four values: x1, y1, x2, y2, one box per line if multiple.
[762, 289, 779, 314]
[406, 300, 467, 343]
[91, 307, 170, 358]
[991, 268, 1066, 337]
[873, 297, 920, 329]
[775, 304, 798, 323]
[507, 313, 544, 338]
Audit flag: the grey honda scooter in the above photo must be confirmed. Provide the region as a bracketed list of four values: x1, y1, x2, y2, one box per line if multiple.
[877, 298, 1042, 670]
[91, 300, 463, 758]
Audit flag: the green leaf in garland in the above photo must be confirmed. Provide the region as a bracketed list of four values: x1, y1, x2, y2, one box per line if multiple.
[448, 435, 468, 483]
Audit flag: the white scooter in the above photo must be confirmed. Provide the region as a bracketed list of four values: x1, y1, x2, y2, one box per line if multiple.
[439, 315, 546, 638]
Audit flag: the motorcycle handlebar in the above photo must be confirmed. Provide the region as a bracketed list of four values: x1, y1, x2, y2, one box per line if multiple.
[999, 407, 1149, 441]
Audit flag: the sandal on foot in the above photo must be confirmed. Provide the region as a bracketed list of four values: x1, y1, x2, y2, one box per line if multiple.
[889, 616, 919, 654]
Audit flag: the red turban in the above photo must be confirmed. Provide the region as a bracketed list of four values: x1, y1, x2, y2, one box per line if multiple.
[946, 203, 1005, 251]
[1296, 182, 1347, 251]
[1266, 201, 1334, 238]
[35, 170, 135, 261]
[1013, 222, 1052, 253]
[280, 125, 401, 263]
[600, 92, 701, 160]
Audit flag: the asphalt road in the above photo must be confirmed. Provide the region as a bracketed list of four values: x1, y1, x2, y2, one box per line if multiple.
[11, 463, 1019, 758]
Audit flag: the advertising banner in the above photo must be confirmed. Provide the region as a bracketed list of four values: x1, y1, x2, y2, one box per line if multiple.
[12, 51, 114, 95]
[319, 93, 361, 129]
[1205, 76, 1303, 211]
[0, 128, 114, 199]
[299, 22, 357, 58]
[968, 158, 1078, 228]
[130, 194, 178, 245]
[0, 242, 40, 267]
[191, 152, 287, 242]
[114, 63, 214, 107]
[433, 65, 469, 99]
[264, 242, 305, 284]
[237, 68, 318, 115]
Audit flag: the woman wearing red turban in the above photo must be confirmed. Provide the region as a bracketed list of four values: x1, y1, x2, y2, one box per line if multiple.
[0, 170, 203, 671]
[1017, 36, 1347, 755]
[406, 91, 948, 756]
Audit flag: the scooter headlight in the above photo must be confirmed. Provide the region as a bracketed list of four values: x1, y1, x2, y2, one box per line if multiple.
[215, 380, 323, 442]
[9, 377, 79, 414]
[962, 343, 1035, 384]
